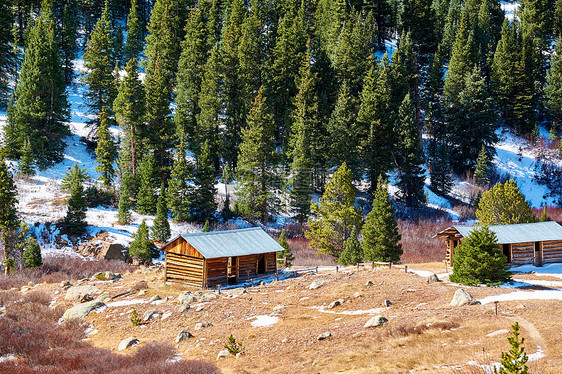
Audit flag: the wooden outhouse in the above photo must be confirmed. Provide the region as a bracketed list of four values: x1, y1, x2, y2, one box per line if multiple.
[434, 221, 562, 267]
[159, 227, 283, 288]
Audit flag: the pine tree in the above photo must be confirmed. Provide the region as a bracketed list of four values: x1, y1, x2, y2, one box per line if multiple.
[117, 170, 133, 224]
[192, 140, 218, 223]
[136, 153, 157, 215]
[450, 226, 511, 285]
[0, 0, 14, 106]
[18, 138, 35, 176]
[400, 0, 437, 55]
[540, 206, 548, 222]
[151, 186, 171, 242]
[428, 140, 454, 196]
[236, 87, 279, 223]
[0, 155, 19, 268]
[202, 220, 210, 232]
[362, 177, 402, 263]
[474, 145, 493, 185]
[476, 180, 536, 225]
[221, 163, 233, 220]
[545, 38, 562, 126]
[114, 57, 144, 176]
[129, 219, 156, 261]
[306, 163, 362, 259]
[277, 229, 294, 267]
[64, 164, 88, 235]
[495, 322, 529, 374]
[19, 222, 41, 268]
[339, 226, 363, 265]
[124, 0, 143, 62]
[6, 0, 69, 168]
[82, 1, 115, 131]
[60, 2, 78, 84]
[95, 107, 116, 189]
[395, 94, 425, 206]
[167, 142, 193, 222]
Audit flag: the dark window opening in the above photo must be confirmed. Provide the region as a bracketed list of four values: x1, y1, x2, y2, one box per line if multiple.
[502, 244, 511, 262]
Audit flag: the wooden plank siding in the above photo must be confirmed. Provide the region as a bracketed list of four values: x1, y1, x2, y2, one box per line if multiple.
[164, 237, 204, 258]
[165, 252, 204, 287]
[205, 257, 228, 288]
[543, 240, 562, 263]
[511, 242, 534, 265]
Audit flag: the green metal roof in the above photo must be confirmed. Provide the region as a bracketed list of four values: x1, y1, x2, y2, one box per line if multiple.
[177, 227, 284, 259]
[448, 221, 562, 244]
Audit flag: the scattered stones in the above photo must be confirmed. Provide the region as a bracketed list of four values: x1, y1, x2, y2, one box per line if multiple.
[365, 280, 374, 287]
[328, 299, 344, 309]
[364, 315, 388, 328]
[177, 304, 191, 313]
[194, 322, 212, 330]
[176, 330, 194, 343]
[118, 337, 139, 351]
[217, 350, 231, 360]
[195, 306, 204, 312]
[60, 281, 72, 289]
[65, 285, 101, 301]
[178, 292, 196, 304]
[93, 271, 122, 281]
[149, 295, 162, 303]
[427, 274, 440, 283]
[143, 310, 161, 321]
[229, 288, 247, 296]
[309, 279, 327, 290]
[259, 281, 266, 286]
[200, 293, 218, 302]
[317, 332, 331, 340]
[63, 300, 105, 320]
[138, 290, 148, 296]
[384, 300, 392, 307]
[353, 292, 362, 298]
[450, 289, 480, 306]
[79, 294, 94, 302]
[194, 291, 204, 296]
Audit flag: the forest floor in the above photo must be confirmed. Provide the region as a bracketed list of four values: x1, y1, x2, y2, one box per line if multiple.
[8, 261, 562, 374]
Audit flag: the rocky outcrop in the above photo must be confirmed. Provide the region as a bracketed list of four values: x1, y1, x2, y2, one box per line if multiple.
[364, 316, 388, 328]
[65, 285, 101, 301]
[118, 337, 139, 351]
[63, 300, 105, 320]
[74, 232, 128, 261]
[450, 289, 480, 306]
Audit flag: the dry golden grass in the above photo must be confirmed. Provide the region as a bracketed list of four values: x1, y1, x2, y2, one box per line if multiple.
[19, 265, 562, 373]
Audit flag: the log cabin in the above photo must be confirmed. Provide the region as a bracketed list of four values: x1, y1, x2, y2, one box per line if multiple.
[434, 221, 562, 267]
[159, 227, 284, 288]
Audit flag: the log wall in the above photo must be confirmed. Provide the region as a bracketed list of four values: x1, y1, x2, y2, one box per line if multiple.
[165, 252, 204, 287]
[511, 242, 534, 265]
[542, 240, 562, 264]
[205, 257, 228, 288]
[265, 252, 277, 273]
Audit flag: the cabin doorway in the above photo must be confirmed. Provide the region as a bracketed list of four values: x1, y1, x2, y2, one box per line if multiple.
[257, 255, 266, 274]
[227, 256, 238, 284]
[534, 242, 543, 267]
[502, 244, 511, 262]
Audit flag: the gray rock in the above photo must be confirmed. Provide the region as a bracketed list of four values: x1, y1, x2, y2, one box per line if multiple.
[138, 290, 148, 296]
[194, 322, 212, 330]
[365, 280, 374, 287]
[143, 310, 161, 321]
[259, 281, 266, 286]
[177, 304, 191, 313]
[217, 349, 231, 360]
[229, 288, 247, 296]
[176, 330, 194, 343]
[309, 279, 327, 290]
[148, 295, 162, 303]
[195, 306, 204, 312]
[118, 337, 139, 351]
[65, 285, 101, 301]
[161, 311, 172, 320]
[60, 280, 72, 289]
[384, 300, 392, 307]
[93, 271, 121, 281]
[63, 300, 105, 320]
[99, 243, 127, 262]
[328, 299, 344, 309]
[200, 293, 218, 302]
[450, 289, 480, 306]
[194, 291, 204, 296]
[97, 293, 112, 303]
[178, 292, 196, 304]
[427, 274, 440, 283]
[273, 305, 287, 312]
[317, 332, 331, 340]
[364, 315, 388, 328]
[353, 292, 362, 298]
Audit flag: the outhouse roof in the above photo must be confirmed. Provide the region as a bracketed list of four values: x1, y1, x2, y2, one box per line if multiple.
[433, 221, 562, 244]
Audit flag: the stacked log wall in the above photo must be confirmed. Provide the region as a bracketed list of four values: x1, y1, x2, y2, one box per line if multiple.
[542, 240, 562, 263]
[205, 257, 228, 287]
[510, 242, 534, 265]
[165, 252, 204, 287]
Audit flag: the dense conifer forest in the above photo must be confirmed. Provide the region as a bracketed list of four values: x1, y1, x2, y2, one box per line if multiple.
[0, 0, 561, 240]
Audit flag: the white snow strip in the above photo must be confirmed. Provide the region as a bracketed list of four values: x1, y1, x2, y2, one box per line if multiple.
[105, 299, 146, 308]
[408, 269, 452, 279]
[0, 354, 16, 363]
[250, 315, 279, 327]
[312, 305, 385, 315]
[479, 290, 562, 304]
[512, 263, 562, 278]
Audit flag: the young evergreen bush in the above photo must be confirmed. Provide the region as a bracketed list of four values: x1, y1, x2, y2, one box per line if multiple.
[494, 322, 529, 374]
[129, 220, 156, 262]
[276, 229, 294, 267]
[475, 180, 535, 225]
[449, 226, 511, 285]
[63, 165, 88, 235]
[151, 187, 171, 243]
[339, 227, 363, 265]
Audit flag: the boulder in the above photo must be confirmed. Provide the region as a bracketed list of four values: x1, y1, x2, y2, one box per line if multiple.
[328, 299, 344, 309]
[149, 295, 162, 303]
[132, 281, 148, 290]
[217, 350, 231, 360]
[98, 243, 127, 261]
[65, 285, 101, 301]
[178, 292, 196, 304]
[200, 293, 218, 302]
[229, 288, 247, 296]
[94, 271, 122, 281]
[317, 332, 331, 340]
[143, 310, 161, 321]
[138, 290, 148, 296]
[364, 315, 388, 328]
[309, 279, 327, 290]
[450, 289, 480, 306]
[161, 311, 172, 320]
[177, 304, 191, 313]
[195, 306, 204, 312]
[63, 300, 105, 320]
[427, 274, 440, 283]
[384, 300, 392, 307]
[194, 322, 212, 330]
[176, 330, 194, 343]
[118, 337, 139, 351]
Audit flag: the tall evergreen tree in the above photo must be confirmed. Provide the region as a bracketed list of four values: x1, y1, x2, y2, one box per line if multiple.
[545, 38, 562, 126]
[192, 140, 218, 223]
[474, 145, 493, 185]
[6, 0, 69, 168]
[167, 142, 193, 222]
[82, 1, 115, 132]
[0, 155, 19, 268]
[277, 228, 295, 267]
[362, 177, 402, 263]
[400, 0, 437, 55]
[0, 0, 13, 106]
[339, 226, 363, 265]
[136, 152, 157, 215]
[124, 0, 143, 62]
[59, 2, 78, 84]
[395, 94, 425, 206]
[236, 87, 279, 223]
[129, 219, 156, 261]
[306, 163, 362, 259]
[95, 107, 116, 189]
[428, 139, 454, 195]
[18, 138, 35, 176]
[64, 164, 88, 235]
[151, 185, 171, 242]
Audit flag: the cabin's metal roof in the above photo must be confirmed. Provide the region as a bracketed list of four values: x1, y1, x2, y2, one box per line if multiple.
[171, 227, 284, 259]
[433, 221, 562, 244]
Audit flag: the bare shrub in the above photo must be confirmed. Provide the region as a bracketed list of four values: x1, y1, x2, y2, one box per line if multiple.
[453, 204, 476, 221]
[399, 219, 453, 263]
[533, 206, 562, 222]
[287, 237, 334, 266]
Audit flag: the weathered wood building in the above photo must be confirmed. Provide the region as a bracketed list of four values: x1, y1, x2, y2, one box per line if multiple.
[434, 221, 562, 267]
[159, 228, 283, 288]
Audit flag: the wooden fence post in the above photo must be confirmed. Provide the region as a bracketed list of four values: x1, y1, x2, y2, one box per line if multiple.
[336, 265, 338, 273]
[217, 285, 221, 295]
[315, 266, 318, 274]
[275, 272, 278, 281]
[388, 262, 392, 269]
[371, 261, 374, 270]
[404, 265, 408, 273]
[357, 263, 360, 270]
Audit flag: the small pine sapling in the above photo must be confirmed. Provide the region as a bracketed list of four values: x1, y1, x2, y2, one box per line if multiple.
[129, 220, 156, 262]
[131, 308, 142, 326]
[202, 220, 210, 232]
[151, 186, 171, 242]
[224, 334, 244, 355]
[339, 226, 363, 265]
[540, 206, 548, 222]
[277, 229, 294, 267]
[494, 322, 529, 374]
[550, 124, 558, 141]
[18, 138, 35, 176]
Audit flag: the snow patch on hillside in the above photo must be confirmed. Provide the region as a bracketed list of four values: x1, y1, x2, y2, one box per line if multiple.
[501, 1, 520, 22]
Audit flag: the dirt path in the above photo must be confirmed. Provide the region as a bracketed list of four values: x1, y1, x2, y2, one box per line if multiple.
[505, 315, 546, 350]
